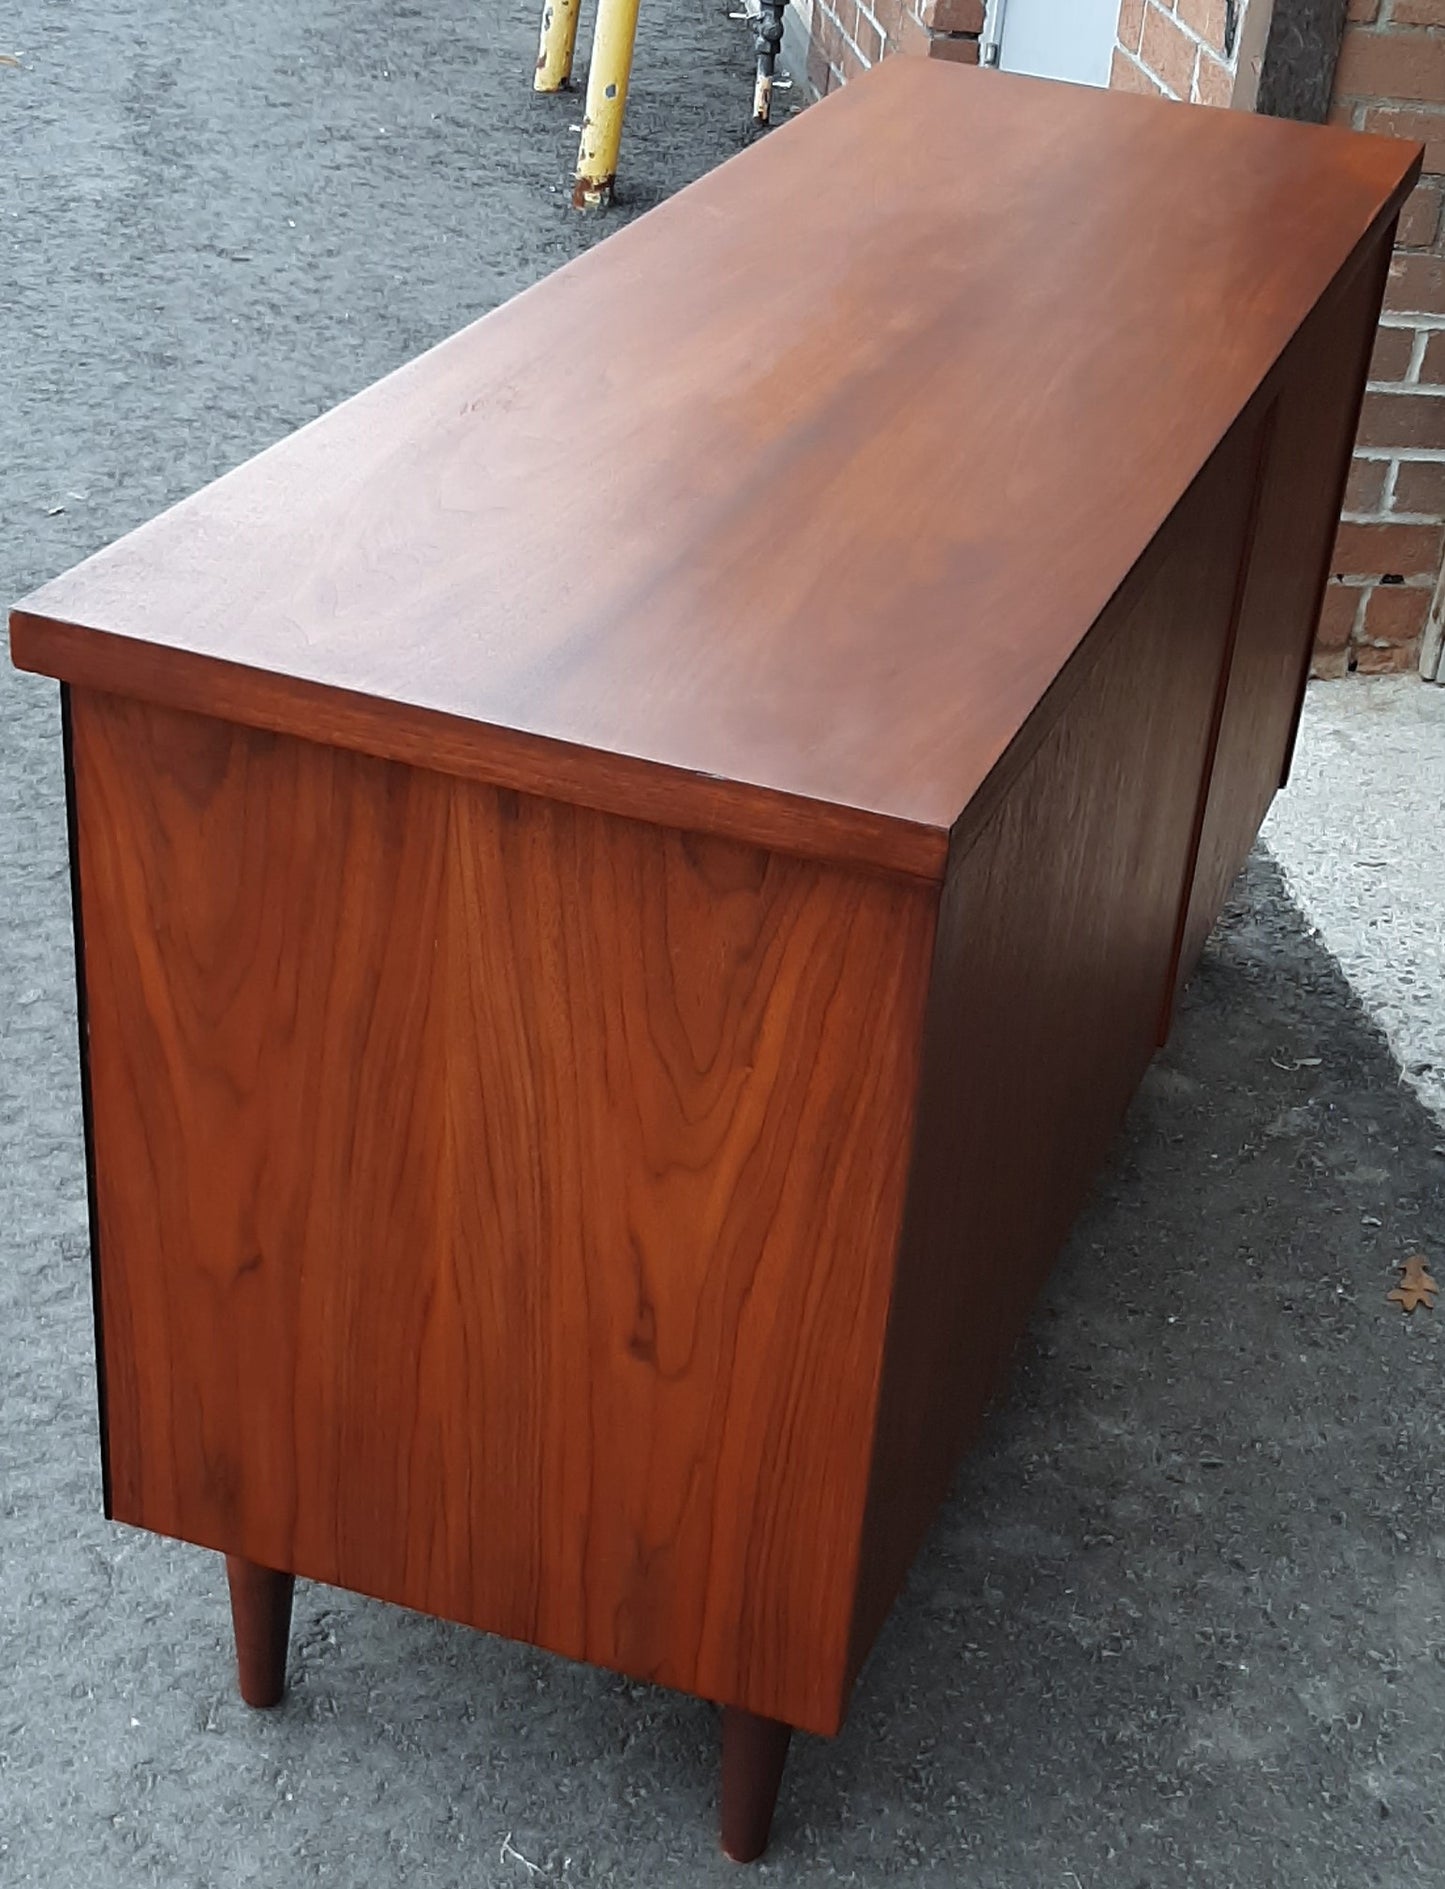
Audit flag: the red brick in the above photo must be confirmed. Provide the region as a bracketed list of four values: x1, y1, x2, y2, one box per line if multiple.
[1361, 105, 1445, 174]
[814, 4, 848, 76]
[1399, 180, 1443, 248]
[1177, 0, 1228, 51]
[839, 32, 868, 77]
[1394, 458, 1445, 511]
[816, 4, 842, 53]
[873, 0, 909, 44]
[1418, 330, 1445, 381]
[1195, 50, 1233, 106]
[1387, 253, 1445, 313]
[1311, 647, 1351, 678]
[1344, 457, 1389, 511]
[1140, 1, 1199, 97]
[1332, 516, 1445, 574]
[1370, 325, 1416, 380]
[1364, 583, 1433, 641]
[1118, 0, 1146, 55]
[1317, 582, 1364, 648]
[897, 10, 930, 53]
[1347, 0, 1380, 16]
[1330, 100, 1362, 128]
[1356, 388, 1445, 448]
[853, 2, 886, 62]
[1335, 28, 1445, 105]
[918, 0, 983, 29]
[1393, 0, 1445, 23]
[924, 31, 979, 60]
[1111, 46, 1165, 93]
[1353, 638, 1423, 672]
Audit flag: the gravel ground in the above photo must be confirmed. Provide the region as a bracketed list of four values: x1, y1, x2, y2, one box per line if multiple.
[4, 8, 1445, 1886]
[1265, 678, 1445, 1127]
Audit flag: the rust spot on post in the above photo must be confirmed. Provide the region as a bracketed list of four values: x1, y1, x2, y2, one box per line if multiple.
[572, 171, 616, 210]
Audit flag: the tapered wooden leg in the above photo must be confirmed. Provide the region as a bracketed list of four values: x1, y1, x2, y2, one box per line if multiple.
[225, 1556, 294, 1707]
[720, 1707, 793, 1863]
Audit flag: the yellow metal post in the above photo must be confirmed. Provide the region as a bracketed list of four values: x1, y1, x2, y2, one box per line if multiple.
[572, 0, 642, 209]
[534, 0, 581, 92]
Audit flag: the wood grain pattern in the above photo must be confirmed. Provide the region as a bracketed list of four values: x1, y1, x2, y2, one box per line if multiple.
[69, 688, 937, 1736]
[1176, 227, 1399, 988]
[848, 414, 1267, 1679]
[12, 61, 1418, 877]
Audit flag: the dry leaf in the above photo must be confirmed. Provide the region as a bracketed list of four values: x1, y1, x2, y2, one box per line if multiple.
[0, 54, 21, 67]
[1387, 1255, 1437, 1314]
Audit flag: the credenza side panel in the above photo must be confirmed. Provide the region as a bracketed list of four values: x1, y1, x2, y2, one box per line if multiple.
[1175, 227, 1396, 987]
[68, 690, 937, 1736]
[848, 415, 1267, 1682]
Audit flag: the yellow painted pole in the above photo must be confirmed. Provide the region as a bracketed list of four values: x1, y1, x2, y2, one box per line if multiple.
[534, 0, 581, 92]
[572, 0, 642, 209]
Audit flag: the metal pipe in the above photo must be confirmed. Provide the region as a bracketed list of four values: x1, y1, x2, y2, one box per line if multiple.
[572, 0, 642, 209]
[753, 0, 786, 125]
[534, 0, 581, 93]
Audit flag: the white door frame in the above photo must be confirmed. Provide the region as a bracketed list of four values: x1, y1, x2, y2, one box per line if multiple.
[980, 0, 1007, 67]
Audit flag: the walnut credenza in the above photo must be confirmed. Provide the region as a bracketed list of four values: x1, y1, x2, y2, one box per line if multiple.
[9, 58, 1418, 1861]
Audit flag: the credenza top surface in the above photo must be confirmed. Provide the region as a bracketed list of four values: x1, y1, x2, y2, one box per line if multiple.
[11, 57, 1417, 878]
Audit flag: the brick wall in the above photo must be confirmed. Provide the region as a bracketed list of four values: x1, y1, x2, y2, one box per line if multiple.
[792, 0, 981, 96]
[1111, 0, 1268, 104]
[1321, 4, 1445, 675]
[789, 0, 1268, 102]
